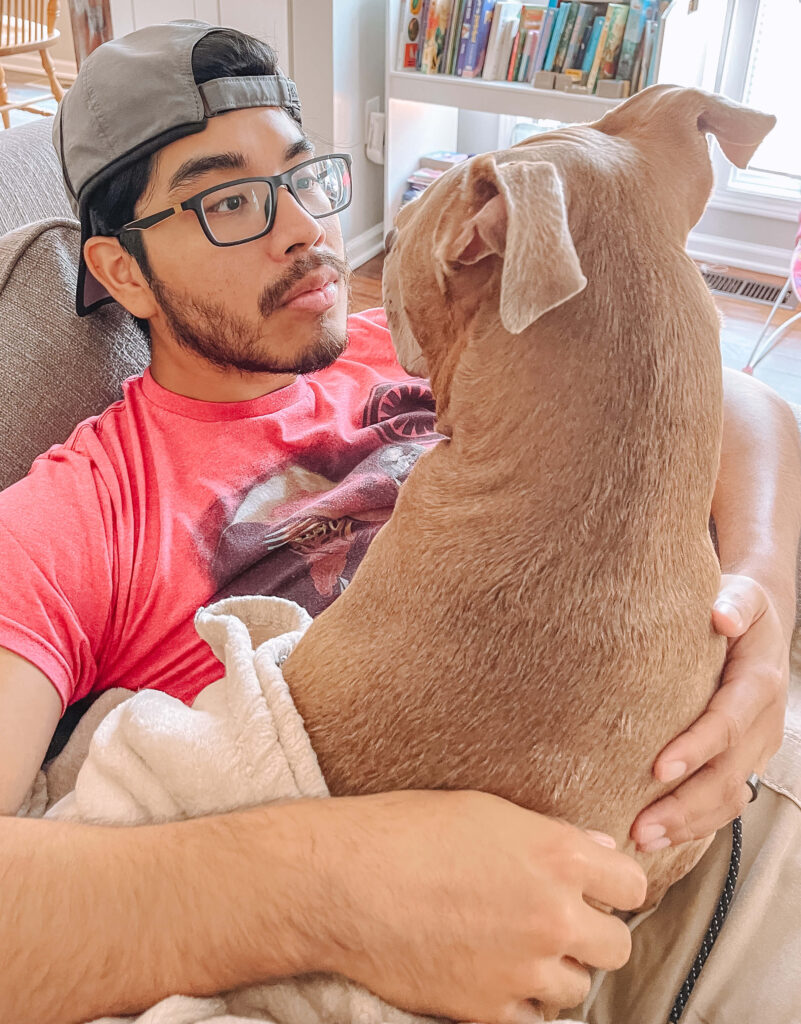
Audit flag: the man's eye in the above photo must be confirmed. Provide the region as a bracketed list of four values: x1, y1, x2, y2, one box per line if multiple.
[295, 176, 317, 192]
[208, 194, 247, 214]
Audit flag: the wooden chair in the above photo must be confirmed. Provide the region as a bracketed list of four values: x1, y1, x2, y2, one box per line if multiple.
[0, 1, 65, 129]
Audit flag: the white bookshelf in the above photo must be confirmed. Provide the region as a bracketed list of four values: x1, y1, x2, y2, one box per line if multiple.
[384, 0, 623, 231]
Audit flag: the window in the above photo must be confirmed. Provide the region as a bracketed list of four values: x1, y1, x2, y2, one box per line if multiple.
[719, 0, 801, 204]
[730, 0, 801, 200]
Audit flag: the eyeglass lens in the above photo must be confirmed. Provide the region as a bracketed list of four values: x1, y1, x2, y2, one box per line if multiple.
[200, 157, 351, 244]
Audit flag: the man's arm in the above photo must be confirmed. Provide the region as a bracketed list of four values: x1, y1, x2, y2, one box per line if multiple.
[712, 368, 801, 639]
[0, 647, 62, 814]
[633, 368, 801, 849]
[2, 790, 646, 1024]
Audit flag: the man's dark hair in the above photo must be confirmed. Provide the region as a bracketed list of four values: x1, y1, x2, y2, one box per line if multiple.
[86, 29, 299, 333]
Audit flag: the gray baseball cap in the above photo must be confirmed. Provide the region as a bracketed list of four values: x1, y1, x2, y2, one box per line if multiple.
[53, 20, 302, 316]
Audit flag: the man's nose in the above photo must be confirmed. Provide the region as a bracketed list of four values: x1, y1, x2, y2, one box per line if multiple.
[272, 184, 325, 254]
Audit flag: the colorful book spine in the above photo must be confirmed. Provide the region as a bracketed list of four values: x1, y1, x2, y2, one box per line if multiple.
[563, 3, 595, 70]
[397, 0, 426, 70]
[552, 2, 580, 73]
[507, 29, 523, 79]
[542, 2, 569, 72]
[585, 8, 610, 92]
[530, 7, 556, 75]
[443, 0, 468, 72]
[484, 4, 520, 79]
[598, 3, 631, 80]
[416, 0, 432, 68]
[455, 0, 478, 74]
[462, 0, 497, 78]
[580, 14, 604, 73]
[419, 0, 451, 73]
[514, 5, 547, 80]
[636, 19, 656, 92]
[616, 0, 652, 83]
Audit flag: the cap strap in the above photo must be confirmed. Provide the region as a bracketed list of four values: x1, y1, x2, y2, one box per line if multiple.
[198, 74, 302, 123]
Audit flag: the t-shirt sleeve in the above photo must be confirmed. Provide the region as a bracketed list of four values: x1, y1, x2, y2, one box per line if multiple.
[0, 450, 114, 712]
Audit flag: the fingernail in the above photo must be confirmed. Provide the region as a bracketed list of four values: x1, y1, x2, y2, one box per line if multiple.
[636, 823, 666, 844]
[586, 830, 617, 848]
[714, 602, 742, 630]
[659, 760, 687, 783]
[640, 837, 672, 853]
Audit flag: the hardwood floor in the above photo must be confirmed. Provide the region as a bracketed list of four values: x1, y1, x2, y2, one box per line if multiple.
[351, 254, 801, 407]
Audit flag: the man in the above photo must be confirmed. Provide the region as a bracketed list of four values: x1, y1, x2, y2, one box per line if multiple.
[1, 21, 799, 1024]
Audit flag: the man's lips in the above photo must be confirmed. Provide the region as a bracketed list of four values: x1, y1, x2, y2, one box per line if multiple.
[280, 267, 340, 313]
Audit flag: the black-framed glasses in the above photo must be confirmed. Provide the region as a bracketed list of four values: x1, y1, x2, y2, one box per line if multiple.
[116, 153, 353, 247]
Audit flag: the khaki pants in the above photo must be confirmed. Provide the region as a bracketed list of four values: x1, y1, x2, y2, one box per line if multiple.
[574, 707, 801, 1024]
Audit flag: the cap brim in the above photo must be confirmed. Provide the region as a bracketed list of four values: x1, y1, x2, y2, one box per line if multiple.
[76, 204, 115, 317]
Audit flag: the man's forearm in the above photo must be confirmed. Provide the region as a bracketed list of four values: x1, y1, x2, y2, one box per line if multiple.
[2, 803, 327, 1024]
[713, 368, 801, 640]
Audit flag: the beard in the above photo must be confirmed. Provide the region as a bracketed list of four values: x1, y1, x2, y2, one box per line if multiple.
[148, 251, 352, 375]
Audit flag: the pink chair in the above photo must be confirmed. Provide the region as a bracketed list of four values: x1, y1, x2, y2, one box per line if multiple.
[743, 211, 801, 373]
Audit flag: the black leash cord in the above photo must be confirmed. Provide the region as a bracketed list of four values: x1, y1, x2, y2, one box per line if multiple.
[667, 815, 743, 1023]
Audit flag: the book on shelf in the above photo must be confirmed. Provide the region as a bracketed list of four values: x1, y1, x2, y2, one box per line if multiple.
[580, 15, 605, 74]
[481, 1, 518, 80]
[396, 0, 426, 69]
[529, 7, 556, 76]
[454, 0, 477, 74]
[615, 0, 653, 84]
[419, 150, 469, 169]
[420, 0, 453, 72]
[512, 6, 548, 81]
[542, 2, 570, 72]
[551, 2, 581, 74]
[415, 0, 431, 69]
[562, 3, 597, 70]
[461, 0, 497, 78]
[442, 0, 467, 72]
[598, 3, 630, 81]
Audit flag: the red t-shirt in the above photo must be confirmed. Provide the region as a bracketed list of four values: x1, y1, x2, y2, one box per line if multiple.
[0, 309, 440, 712]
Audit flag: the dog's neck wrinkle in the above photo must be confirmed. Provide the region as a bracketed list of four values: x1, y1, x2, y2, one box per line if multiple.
[427, 288, 723, 540]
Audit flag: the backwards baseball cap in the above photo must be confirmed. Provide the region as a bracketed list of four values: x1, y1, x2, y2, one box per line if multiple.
[53, 20, 302, 316]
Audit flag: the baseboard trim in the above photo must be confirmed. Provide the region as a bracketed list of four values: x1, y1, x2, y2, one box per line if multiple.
[687, 230, 792, 279]
[346, 223, 384, 269]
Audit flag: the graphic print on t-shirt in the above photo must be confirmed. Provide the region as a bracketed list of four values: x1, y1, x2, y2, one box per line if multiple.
[207, 378, 441, 616]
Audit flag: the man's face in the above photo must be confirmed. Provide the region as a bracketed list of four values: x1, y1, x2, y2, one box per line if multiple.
[131, 106, 351, 375]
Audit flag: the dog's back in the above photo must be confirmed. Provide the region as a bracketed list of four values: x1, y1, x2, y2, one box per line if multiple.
[284, 86, 776, 905]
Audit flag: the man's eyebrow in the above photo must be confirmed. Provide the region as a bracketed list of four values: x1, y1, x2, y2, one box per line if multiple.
[286, 137, 315, 161]
[167, 152, 247, 196]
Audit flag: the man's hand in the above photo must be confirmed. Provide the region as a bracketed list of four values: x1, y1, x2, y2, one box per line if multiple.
[316, 789, 647, 1023]
[632, 574, 787, 852]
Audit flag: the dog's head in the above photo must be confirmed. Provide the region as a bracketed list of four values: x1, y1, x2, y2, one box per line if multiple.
[383, 85, 775, 403]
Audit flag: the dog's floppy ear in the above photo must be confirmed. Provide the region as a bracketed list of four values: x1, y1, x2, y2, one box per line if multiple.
[599, 84, 776, 169]
[694, 90, 776, 168]
[441, 156, 587, 335]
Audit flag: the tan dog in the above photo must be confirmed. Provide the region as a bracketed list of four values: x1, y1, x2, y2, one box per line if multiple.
[284, 86, 775, 919]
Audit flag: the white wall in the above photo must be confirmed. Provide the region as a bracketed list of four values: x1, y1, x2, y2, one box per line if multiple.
[292, 0, 386, 261]
[109, 0, 291, 68]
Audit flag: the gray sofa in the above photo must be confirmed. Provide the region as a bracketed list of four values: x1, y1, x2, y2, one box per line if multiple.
[0, 118, 148, 491]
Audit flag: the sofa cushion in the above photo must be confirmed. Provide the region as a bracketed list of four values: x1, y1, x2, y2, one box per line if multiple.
[0, 219, 149, 490]
[0, 119, 72, 235]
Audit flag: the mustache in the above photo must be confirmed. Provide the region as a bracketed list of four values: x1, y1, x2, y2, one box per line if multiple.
[259, 251, 352, 317]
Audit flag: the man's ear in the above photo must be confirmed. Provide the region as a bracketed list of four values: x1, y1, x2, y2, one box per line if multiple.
[439, 156, 587, 335]
[83, 235, 159, 320]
